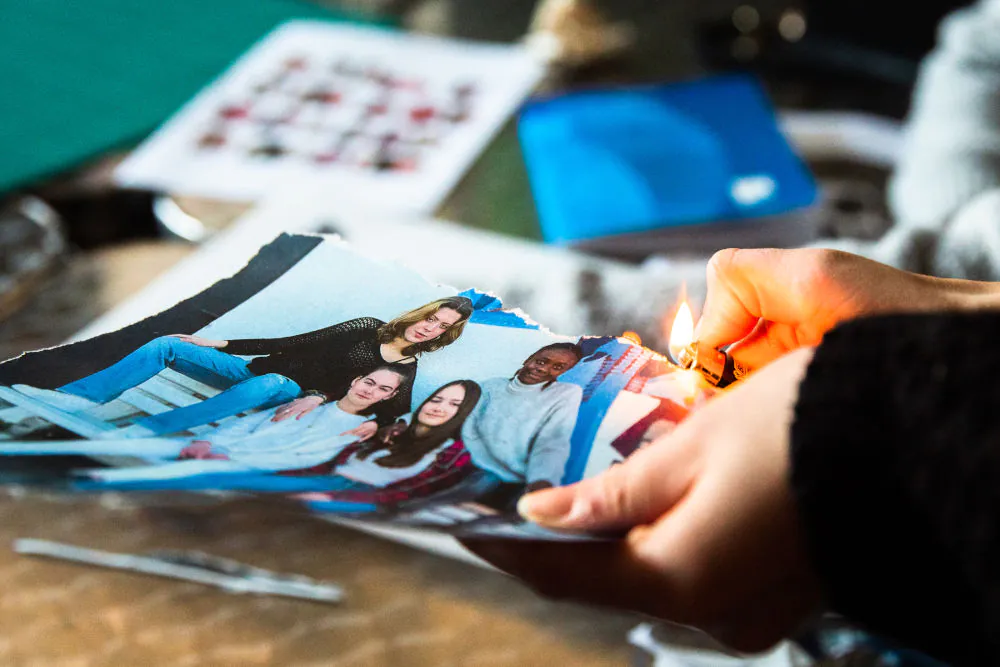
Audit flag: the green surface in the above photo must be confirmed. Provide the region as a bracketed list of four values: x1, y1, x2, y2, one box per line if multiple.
[439, 121, 544, 241]
[0, 0, 392, 194]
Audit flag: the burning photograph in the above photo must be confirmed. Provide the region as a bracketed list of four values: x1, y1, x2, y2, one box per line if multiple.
[0, 234, 714, 537]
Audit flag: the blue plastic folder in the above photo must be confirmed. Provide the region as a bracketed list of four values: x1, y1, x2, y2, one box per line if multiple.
[518, 74, 818, 249]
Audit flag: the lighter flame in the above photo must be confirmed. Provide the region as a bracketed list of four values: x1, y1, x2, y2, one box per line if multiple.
[668, 301, 695, 360]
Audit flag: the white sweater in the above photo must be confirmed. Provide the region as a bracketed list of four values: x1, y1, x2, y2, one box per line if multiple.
[208, 401, 368, 470]
[823, 0, 1000, 280]
[461, 376, 583, 486]
[87, 403, 369, 484]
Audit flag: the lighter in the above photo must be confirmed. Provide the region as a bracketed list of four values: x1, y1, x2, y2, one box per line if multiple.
[673, 341, 749, 388]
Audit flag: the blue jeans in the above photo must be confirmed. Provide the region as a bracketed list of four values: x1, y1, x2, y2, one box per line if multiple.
[60, 336, 302, 435]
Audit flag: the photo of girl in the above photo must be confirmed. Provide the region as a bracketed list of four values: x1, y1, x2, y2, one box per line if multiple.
[293, 379, 483, 512]
[0, 234, 705, 537]
[0, 366, 413, 482]
[72, 381, 485, 517]
[9, 296, 473, 438]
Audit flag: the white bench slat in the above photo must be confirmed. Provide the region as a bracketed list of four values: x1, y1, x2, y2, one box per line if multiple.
[397, 509, 458, 526]
[0, 405, 31, 423]
[0, 386, 116, 438]
[1, 368, 268, 439]
[157, 368, 221, 398]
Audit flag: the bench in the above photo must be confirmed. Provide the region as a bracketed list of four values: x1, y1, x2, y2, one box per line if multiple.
[0, 368, 248, 441]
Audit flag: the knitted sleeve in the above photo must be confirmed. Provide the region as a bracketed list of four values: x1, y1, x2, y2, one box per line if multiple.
[224, 317, 383, 355]
[526, 383, 582, 486]
[790, 311, 1000, 665]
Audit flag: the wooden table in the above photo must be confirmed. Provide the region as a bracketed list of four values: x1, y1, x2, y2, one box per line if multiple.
[0, 239, 641, 666]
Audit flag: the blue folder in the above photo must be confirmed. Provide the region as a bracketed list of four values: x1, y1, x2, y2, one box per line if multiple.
[518, 74, 818, 247]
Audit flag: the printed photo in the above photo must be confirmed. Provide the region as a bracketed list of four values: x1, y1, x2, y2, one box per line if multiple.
[0, 234, 713, 538]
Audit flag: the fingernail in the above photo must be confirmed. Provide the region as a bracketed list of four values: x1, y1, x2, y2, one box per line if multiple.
[626, 524, 652, 546]
[517, 489, 573, 524]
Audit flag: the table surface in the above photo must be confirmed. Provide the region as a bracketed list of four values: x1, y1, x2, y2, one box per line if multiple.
[0, 241, 643, 666]
[0, 0, 917, 659]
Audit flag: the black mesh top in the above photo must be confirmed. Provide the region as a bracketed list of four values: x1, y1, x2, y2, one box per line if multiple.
[225, 317, 414, 424]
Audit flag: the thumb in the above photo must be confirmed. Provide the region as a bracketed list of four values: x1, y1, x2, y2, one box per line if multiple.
[695, 248, 800, 352]
[518, 435, 698, 532]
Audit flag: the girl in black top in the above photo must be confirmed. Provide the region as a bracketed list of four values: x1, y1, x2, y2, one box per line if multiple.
[18, 297, 474, 436]
[225, 296, 474, 425]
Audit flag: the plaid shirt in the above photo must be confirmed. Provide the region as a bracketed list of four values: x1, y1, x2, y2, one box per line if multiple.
[285, 440, 474, 507]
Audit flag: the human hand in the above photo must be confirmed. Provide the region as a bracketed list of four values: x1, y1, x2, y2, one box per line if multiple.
[466, 348, 822, 653]
[168, 334, 229, 349]
[272, 396, 324, 422]
[696, 248, 994, 370]
[376, 422, 407, 444]
[341, 420, 380, 441]
[179, 440, 214, 460]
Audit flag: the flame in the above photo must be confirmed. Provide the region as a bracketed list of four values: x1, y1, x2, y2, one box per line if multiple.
[668, 301, 694, 361]
[621, 330, 642, 345]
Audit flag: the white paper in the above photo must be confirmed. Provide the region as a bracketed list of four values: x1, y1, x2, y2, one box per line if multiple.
[115, 21, 545, 211]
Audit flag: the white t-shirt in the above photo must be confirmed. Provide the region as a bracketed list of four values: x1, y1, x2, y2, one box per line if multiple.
[209, 401, 369, 470]
[84, 403, 373, 485]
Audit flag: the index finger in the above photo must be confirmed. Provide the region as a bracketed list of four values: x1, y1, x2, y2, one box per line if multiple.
[696, 248, 803, 351]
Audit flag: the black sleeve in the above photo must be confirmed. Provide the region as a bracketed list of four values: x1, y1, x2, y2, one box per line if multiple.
[790, 311, 1000, 666]
[225, 317, 383, 355]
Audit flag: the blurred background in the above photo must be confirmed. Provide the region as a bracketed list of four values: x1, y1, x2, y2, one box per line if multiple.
[0, 0, 967, 665]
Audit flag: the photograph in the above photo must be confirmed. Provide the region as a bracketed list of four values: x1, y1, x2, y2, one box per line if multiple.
[0, 233, 713, 537]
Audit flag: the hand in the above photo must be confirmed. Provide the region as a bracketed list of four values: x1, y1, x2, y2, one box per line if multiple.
[377, 422, 407, 444]
[465, 348, 822, 653]
[696, 248, 998, 371]
[272, 396, 324, 422]
[341, 420, 380, 441]
[178, 440, 214, 460]
[168, 334, 228, 349]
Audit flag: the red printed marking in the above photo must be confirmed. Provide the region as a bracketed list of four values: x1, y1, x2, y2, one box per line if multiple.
[219, 105, 248, 120]
[410, 106, 435, 123]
